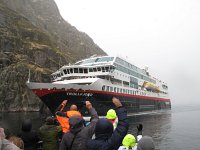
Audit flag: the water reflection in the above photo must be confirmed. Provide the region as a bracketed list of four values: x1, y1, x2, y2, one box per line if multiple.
[0, 112, 45, 135]
[128, 110, 172, 150]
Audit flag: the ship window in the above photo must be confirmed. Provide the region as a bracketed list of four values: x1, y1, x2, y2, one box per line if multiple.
[110, 87, 113, 92]
[93, 68, 97, 72]
[114, 87, 116, 92]
[97, 67, 101, 71]
[74, 68, 78, 73]
[123, 89, 126, 93]
[81, 58, 96, 65]
[84, 69, 88, 73]
[89, 68, 93, 72]
[96, 57, 114, 62]
[63, 69, 67, 74]
[102, 85, 105, 91]
[70, 68, 73, 73]
[67, 69, 70, 74]
[126, 89, 128, 94]
[105, 67, 109, 72]
[102, 67, 105, 72]
[79, 68, 83, 73]
[106, 86, 110, 92]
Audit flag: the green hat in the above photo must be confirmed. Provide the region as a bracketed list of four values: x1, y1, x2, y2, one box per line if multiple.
[122, 134, 136, 148]
[106, 109, 117, 119]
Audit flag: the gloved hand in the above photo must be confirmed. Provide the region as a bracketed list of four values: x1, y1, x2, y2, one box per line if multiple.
[137, 124, 143, 135]
[137, 124, 143, 131]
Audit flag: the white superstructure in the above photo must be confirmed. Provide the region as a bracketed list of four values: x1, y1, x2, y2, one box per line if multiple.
[49, 56, 169, 99]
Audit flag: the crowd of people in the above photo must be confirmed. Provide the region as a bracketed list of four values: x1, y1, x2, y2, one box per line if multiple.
[0, 97, 155, 150]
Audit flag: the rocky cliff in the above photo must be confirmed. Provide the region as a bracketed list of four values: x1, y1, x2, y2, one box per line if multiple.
[0, 0, 106, 112]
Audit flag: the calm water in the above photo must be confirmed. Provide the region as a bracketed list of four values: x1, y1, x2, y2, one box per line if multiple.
[1, 105, 200, 150]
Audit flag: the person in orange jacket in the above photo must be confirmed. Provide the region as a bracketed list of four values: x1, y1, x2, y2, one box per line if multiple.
[55, 100, 82, 133]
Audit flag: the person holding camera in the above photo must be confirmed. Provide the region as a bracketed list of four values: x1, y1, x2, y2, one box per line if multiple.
[60, 101, 99, 150]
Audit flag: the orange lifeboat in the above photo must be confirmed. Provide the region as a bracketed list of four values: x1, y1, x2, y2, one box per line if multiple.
[142, 81, 160, 93]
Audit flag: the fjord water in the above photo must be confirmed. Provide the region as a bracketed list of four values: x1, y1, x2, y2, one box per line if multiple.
[1, 105, 200, 150]
[129, 105, 200, 150]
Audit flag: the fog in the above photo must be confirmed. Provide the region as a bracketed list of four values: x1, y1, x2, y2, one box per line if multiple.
[55, 0, 200, 106]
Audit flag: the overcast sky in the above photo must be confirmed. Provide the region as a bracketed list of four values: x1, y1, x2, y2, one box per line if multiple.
[55, 0, 200, 106]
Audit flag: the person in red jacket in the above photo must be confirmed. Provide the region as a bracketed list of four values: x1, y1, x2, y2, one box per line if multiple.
[55, 100, 82, 133]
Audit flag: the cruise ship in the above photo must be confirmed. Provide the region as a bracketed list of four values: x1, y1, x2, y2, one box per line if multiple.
[26, 55, 171, 116]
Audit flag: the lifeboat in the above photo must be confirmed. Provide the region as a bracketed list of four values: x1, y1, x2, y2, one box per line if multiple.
[142, 81, 160, 93]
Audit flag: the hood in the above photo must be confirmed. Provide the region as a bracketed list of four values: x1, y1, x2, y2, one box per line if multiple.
[69, 115, 84, 134]
[46, 116, 55, 125]
[137, 136, 155, 150]
[21, 119, 32, 132]
[122, 134, 136, 148]
[106, 109, 116, 120]
[95, 118, 113, 139]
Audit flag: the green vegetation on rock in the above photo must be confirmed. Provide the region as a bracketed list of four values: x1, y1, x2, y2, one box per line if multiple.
[0, 0, 106, 112]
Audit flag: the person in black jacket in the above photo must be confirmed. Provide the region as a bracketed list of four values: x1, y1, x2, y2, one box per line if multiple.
[59, 101, 99, 150]
[18, 119, 40, 150]
[86, 97, 129, 150]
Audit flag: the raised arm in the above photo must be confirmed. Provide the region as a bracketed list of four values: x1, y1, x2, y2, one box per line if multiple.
[107, 97, 129, 149]
[55, 100, 68, 117]
[85, 101, 99, 137]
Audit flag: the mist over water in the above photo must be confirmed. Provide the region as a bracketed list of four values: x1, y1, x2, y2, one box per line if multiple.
[1, 105, 200, 150]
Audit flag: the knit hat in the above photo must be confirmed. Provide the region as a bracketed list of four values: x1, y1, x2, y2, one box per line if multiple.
[106, 109, 117, 120]
[95, 118, 113, 138]
[122, 134, 136, 148]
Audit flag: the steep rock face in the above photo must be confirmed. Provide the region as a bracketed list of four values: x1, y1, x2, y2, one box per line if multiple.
[2, 0, 106, 61]
[0, 1, 106, 112]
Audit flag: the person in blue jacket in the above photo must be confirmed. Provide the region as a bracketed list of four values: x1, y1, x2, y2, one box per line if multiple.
[86, 97, 129, 150]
